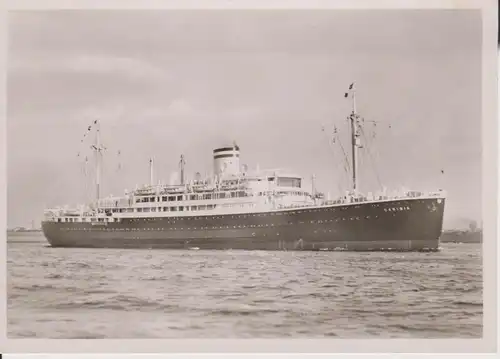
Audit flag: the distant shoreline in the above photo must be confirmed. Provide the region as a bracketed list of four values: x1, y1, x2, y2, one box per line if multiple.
[440, 229, 482, 244]
[7, 230, 45, 244]
[7, 229, 42, 234]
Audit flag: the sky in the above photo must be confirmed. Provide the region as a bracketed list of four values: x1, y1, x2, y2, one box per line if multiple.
[7, 9, 482, 229]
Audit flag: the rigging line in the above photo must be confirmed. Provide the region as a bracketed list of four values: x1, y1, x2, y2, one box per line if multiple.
[335, 137, 351, 193]
[331, 140, 348, 196]
[116, 150, 122, 173]
[359, 127, 383, 191]
[323, 122, 350, 171]
[330, 120, 352, 192]
[332, 120, 351, 176]
[335, 142, 351, 195]
[359, 126, 376, 177]
[321, 126, 345, 195]
[338, 137, 351, 174]
[86, 157, 91, 204]
[77, 120, 98, 168]
[368, 122, 390, 187]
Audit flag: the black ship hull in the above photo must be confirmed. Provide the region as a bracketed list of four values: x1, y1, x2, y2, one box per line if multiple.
[42, 197, 445, 251]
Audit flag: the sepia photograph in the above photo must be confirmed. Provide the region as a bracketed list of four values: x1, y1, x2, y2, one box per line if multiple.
[3, 0, 497, 354]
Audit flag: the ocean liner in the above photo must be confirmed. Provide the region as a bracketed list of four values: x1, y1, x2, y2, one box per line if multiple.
[42, 84, 446, 251]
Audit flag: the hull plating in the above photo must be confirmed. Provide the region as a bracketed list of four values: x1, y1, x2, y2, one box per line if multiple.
[42, 197, 445, 251]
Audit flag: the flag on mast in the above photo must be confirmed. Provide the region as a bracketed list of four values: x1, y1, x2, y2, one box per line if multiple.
[345, 82, 355, 97]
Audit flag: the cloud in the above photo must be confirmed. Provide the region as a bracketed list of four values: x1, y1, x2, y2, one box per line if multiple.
[67, 55, 168, 81]
[166, 98, 196, 118]
[10, 53, 168, 83]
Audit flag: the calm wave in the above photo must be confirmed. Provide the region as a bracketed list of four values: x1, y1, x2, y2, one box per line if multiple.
[7, 232, 482, 338]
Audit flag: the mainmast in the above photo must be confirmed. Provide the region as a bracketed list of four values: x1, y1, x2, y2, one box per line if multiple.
[344, 83, 362, 194]
[90, 120, 105, 203]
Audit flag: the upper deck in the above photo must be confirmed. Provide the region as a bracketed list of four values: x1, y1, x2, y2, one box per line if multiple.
[42, 186, 445, 224]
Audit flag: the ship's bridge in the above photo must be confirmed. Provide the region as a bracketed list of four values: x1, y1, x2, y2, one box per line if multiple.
[261, 170, 303, 189]
[242, 170, 305, 197]
[274, 175, 302, 188]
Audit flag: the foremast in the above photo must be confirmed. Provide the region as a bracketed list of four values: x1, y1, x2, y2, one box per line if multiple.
[90, 120, 106, 204]
[344, 82, 362, 195]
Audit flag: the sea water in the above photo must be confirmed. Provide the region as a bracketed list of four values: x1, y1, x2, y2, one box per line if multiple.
[7, 232, 482, 338]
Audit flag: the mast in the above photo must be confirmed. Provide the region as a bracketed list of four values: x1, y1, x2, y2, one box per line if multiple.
[311, 174, 316, 198]
[83, 156, 89, 204]
[179, 154, 186, 185]
[345, 82, 361, 194]
[149, 157, 154, 186]
[90, 120, 105, 204]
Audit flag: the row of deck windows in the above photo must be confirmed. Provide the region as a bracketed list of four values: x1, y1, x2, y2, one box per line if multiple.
[136, 191, 249, 203]
[135, 190, 307, 204]
[104, 203, 261, 215]
[58, 217, 106, 223]
[384, 206, 410, 212]
[136, 204, 217, 212]
[102, 204, 257, 215]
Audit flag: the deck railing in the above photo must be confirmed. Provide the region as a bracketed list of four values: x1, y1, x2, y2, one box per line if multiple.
[43, 190, 445, 221]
